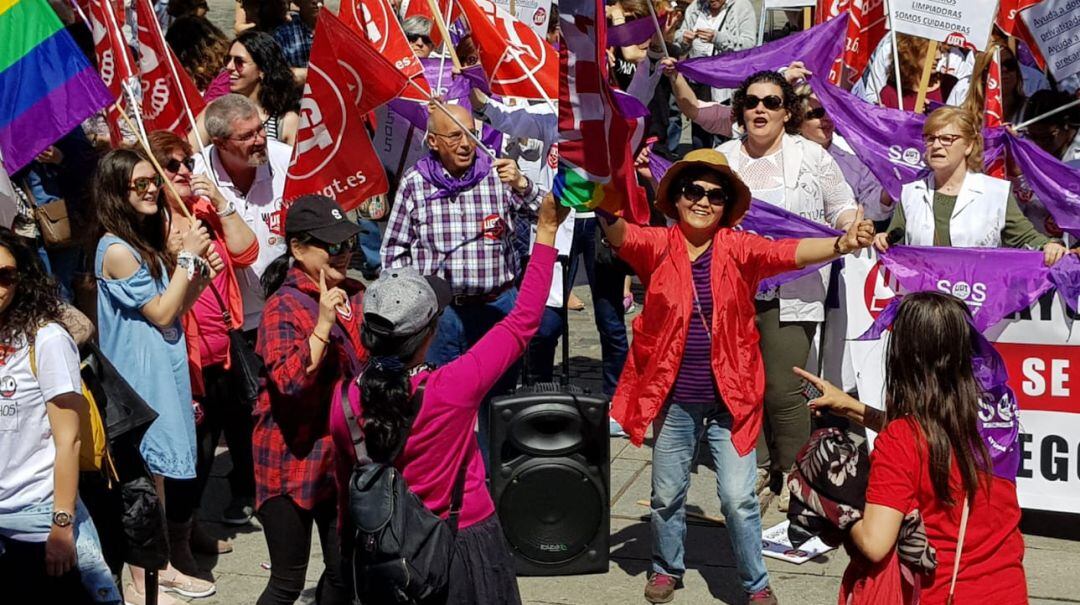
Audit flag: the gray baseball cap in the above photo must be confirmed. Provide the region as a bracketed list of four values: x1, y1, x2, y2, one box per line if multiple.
[363, 267, 452, 339]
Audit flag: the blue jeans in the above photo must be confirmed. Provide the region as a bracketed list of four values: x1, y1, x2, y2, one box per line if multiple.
[426, 287, 520, 468]
[355, 219, 383, 279]
[651, 402, 769, 594]
[0, 498, 121, 603]
[567, 218, 628, 397]
[526, 306, 564, 383]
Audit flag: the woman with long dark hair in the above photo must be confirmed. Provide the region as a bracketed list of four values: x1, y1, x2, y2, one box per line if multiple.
[329, 195, 569, 604]
[165, 15, 231, 100]
[92, 148, 218, 603]
[225, 31, 299, 145]
[0, 229, 120, 604]
[253, 195, 362, 605]
[796, 292, 1027, 604]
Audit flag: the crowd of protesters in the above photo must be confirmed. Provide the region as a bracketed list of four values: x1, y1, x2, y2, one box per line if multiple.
[3, 0, 1080, 604]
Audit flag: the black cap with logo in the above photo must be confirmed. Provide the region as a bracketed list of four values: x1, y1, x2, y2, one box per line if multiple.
[284, 195, 361, 244]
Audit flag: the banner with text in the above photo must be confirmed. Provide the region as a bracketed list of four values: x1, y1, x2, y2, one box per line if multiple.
[888, 0, 997, 51]
[1020, 0, 1080, 81]
[494, 0, 553, 41]
[843, 250, 1080, 514]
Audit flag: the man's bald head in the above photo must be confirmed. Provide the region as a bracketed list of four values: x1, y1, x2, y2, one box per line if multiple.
[426, 103, 478, 176]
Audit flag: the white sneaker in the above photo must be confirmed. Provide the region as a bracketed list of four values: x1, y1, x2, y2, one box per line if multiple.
[159, 569, 216, 598]
[609, 417, 628, 437]
[124, 583, 183, 605]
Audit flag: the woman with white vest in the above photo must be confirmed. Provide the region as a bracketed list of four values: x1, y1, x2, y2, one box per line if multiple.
[715, 71, 860, 513]
[874, 106, 1066, 265]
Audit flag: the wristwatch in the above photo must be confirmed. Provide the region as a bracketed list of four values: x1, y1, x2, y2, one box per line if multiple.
[52, 510, 73, 528]
[216, 200, 237, 218]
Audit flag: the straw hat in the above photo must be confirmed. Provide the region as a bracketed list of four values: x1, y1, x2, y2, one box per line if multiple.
[654, 148, 752, 226]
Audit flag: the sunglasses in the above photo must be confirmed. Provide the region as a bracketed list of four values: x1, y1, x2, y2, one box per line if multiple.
[314, 235, 358, 257]
[744, 94, 784, 111]
[164, 156, 195, 173]
[681, 183, 728, 205]
[0, 266, 17, 288]
[923, 133, 964, 147]
[407, 33, 434, 45]
[805, 107, 827, 120]
[227, 55, 248, 70]
[130, 175, 164, 195]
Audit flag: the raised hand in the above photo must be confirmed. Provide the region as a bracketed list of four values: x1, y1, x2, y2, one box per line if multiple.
[837, 206, 874, 254]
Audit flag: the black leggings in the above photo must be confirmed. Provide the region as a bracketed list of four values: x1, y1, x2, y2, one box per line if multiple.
[257, 496, 350, 605]
[163, 363, 257, 523]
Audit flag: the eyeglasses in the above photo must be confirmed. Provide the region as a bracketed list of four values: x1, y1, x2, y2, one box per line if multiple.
[744, 94, 784, 111]
[430, 129, 479, 146]
[164, 156, 195, 173]
[313, 235, 358, 257]
[0, 266, 18, 288]
[805, 107, 827, 120]
[680, 183, 728, 205]
[130, 175, 164, 195]
[227, 55, 248, 70]
[230, 124, 267, 143]
[406, 33, 434, 45]
[923, 133, 965, 147]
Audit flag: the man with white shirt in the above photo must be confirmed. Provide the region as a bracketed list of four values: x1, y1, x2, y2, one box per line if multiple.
[194, 94, 291, 335]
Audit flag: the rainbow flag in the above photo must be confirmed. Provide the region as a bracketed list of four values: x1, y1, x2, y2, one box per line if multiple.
[0, 0, 111, 173]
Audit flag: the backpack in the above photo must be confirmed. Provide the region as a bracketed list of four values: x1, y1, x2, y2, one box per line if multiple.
[337, 377, 469, 603]
[29, 335, 115, 477]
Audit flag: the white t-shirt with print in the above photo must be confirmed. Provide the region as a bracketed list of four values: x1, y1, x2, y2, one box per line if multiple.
[0, 323, 82, 526]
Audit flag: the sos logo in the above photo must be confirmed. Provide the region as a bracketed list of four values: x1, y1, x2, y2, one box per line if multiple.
[935, 279, 987, 308]
[888, 145, 924, 168]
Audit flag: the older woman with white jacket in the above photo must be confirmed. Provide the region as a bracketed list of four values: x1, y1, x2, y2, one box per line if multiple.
[710, 70, 860, 513]
[875, 106, 1066, 265]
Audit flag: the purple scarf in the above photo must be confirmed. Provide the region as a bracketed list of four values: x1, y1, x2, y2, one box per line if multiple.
[414, 150, 493, 200]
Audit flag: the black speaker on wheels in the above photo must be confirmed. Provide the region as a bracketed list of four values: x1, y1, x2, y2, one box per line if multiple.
[488, 255, 610, 576]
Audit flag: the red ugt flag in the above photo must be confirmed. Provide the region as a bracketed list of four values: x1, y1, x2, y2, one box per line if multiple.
[134, 0, 206, 134]
[88, 0, 136, 100]
[285, 9, 410, 210]
[820, 0, 886, 87]
[985, 48, 1006, 178]
[459, 0, 558, 100]
[340, 0, 431, 100]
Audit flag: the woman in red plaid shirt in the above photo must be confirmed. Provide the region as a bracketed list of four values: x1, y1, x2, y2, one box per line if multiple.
[253, 195, 364, 605]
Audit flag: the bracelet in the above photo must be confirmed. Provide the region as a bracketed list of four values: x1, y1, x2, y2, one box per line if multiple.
[217, 200, 237, 218]
[833, 235, 847, 255]
[312, 330, 330, 345]
[177, 251, 198, 282]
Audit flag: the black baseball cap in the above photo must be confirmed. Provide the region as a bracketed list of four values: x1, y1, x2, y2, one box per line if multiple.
[284, 195, 361, 244]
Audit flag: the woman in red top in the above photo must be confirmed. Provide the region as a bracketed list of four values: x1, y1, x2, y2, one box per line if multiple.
[601, 148, 875, 604]
[149, 130, 258, 569]
[796, 292, 1027, 604]
[253, 195, 363, 605]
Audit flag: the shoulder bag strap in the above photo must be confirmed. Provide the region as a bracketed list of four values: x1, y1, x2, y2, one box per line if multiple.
[206, 281, 233, 326]
[945, 496, 970, 605]
[338, 377, 371, 465]
[446, 447, 470, 535]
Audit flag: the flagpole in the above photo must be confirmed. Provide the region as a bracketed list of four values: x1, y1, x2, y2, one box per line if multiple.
[116, 106, 197, 221]
[506, 51, 557, 115]
[122, 81, 150, 143]
[69, 0, 89, 28]
[1015, 97, 1080, 130]
[143, 0, 210, 157]
[436, 0, 455, 94]
[105, 0, 149, 142]
[645, 0, 670, 60]
[885, 0, 903, 111]
[427, 0, 463, 71]
[407, 79, 497, 158]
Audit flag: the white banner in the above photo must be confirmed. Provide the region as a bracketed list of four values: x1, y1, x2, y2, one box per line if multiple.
[842, 250, 1080, 514]
[493, 0, 552, 43]
[1020, 0, 1080, 81]
[887, 0, 998, 51]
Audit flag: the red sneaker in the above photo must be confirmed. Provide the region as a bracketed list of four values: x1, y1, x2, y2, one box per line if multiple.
[749, 586, 779, 604]
[644, 573, 677, 603]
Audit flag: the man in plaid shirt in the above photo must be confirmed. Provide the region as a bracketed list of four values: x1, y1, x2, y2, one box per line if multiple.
[382, 104, 542, 454]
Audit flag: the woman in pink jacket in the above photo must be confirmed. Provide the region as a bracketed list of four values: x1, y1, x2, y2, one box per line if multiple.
[330, 196, 569, 604]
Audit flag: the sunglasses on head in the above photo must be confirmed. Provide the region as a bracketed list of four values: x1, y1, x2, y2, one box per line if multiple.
[744, 94, 784, 111]
[130, 174, 164, 195]
[681, 183, 728, 205]
[407, 33, 433, 45]
[805, 107, 827, 120]
[0, 266, 17, 288]
[314, 235, 358, 257]
[164, 157, 195, 174]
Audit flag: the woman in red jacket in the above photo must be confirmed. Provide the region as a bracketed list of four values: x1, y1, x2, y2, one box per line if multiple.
[600, 149, 874, 605]
[795, 292, 1027, 604]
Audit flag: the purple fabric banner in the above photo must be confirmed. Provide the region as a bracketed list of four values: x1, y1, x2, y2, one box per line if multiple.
[387, 60, 502, 152]
[1001, 131, 1080, 237]
[607, 18, 655, 47]
[857, 296, 1021, 481]
[676, 13, 848, 90]
[812, 79, 928, 200]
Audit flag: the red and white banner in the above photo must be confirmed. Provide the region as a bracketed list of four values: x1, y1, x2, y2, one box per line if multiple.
[985, 48, 1006, 179]
[340, 0, 426, 81]
[842, 251, 1080, 514]
[819, 0, 886, 87]
[458, 0, 558, 100]
[88, 0, 136, 99]
[285, 9, 408, 210]
[134, 0, 206, 134]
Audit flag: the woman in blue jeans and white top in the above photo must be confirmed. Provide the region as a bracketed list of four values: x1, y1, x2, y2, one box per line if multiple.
[0, 229, 119, 604]
[603, 149, 874, 604]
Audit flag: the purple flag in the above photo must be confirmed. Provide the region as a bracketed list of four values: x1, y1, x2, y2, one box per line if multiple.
[387, 60, 502, 151]
[607, 18, 655, 47]
[676, 13, 848, 90]
[813, 80, 928, 200]
[1002, 131, 1080, 237]
[857, 296, 1021, 481]
[879, 246, 1064, 332]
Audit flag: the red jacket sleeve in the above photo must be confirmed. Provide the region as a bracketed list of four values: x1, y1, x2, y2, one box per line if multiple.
[614, 223, 669, 282]
[729, 232, 801, 288]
